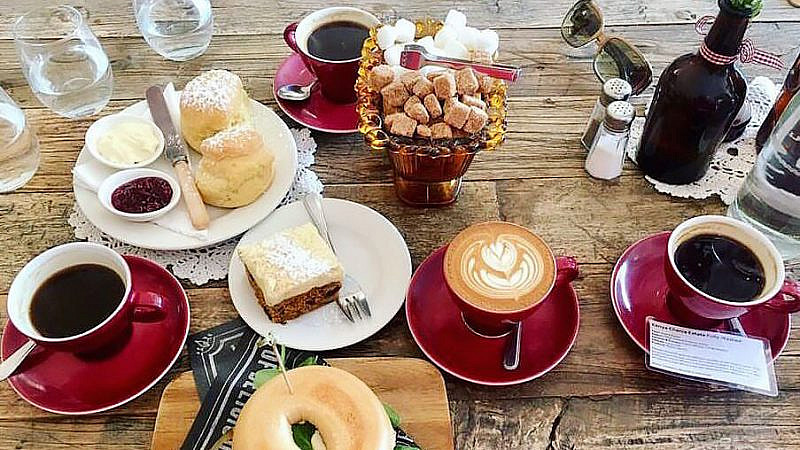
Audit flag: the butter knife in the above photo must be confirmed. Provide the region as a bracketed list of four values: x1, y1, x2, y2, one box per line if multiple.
[145, 85, 210, 230]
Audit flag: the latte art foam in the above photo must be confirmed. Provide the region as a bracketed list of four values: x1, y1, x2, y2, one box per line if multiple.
[460, 234, 546, 300]
[445, 222, 556, 312]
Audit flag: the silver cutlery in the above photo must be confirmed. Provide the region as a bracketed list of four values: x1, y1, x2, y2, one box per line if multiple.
[276, 81, 317, 101]
[503, 321, 522, 370]
[0, 339, 36, 381]
[302, 193, 372, 322]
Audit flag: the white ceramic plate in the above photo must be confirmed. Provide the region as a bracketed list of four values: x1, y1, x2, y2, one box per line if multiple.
[229, 198, 412, 351]
[73, 97, 298, 250]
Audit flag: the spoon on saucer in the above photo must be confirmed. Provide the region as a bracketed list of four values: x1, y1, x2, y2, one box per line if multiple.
[503, 321, 522, 370]
[276, 81, 317, 101]
[0, 339, 36, 381]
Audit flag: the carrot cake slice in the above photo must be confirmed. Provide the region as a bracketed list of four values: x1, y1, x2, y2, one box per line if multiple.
[238, 223, 344, 323]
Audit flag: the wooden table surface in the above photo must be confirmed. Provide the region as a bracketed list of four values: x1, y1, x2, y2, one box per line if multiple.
[2, 0, 800, 448]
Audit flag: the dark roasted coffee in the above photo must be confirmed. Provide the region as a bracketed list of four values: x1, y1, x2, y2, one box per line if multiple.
[30, 264, 125, 338]
[307, 20, 369, 61]
[675, 234, 765, 302]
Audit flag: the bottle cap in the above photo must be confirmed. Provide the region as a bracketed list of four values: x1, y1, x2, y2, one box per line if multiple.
[600, 78, 633, 106]
[603, 101, 635, 132]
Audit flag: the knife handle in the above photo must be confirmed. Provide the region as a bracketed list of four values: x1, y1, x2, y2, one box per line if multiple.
[173, 160, 210, 230]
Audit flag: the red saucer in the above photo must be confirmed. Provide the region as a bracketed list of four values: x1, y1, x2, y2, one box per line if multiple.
[273, 53, 360, 134]
[406, 246, 580, 386]
[611, 232, 790, 360]
[1, 255, 190, 414]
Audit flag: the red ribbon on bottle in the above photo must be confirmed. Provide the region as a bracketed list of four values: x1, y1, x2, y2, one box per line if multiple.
[694, 15, 785, 70]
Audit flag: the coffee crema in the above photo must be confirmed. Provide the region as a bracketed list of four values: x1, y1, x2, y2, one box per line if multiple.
[444, 222, 556, 312]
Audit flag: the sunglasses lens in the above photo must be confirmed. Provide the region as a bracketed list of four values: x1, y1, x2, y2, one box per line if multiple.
[561, 0, 603, 47]
[595, 38, 653, 95]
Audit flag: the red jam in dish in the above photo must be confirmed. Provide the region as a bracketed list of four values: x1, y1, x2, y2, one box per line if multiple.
[111, 176, 173, 214]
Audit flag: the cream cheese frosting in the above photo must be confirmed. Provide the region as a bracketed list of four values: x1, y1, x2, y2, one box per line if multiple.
[238, 223, 344, 305]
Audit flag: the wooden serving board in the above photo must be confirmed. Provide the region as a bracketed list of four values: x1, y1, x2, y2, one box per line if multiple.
[151, 357, 454, 450]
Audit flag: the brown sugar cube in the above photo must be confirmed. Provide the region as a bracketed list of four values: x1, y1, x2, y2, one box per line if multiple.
[461, 94, 486, 110]
[453, 128, 471, 138]
[369, 65, 395, 91]
[399, 71, 422, 92]
[462, 106, 489, 134]
[381, 81, 410, 107]
[455, 68, 479, 95]
[384, 112, 405, 129]
[403, 95, 421, 111]
[478, 75, 499, 94]
[388, 113, 417, 137]
[416, 124, 432, 138]
[423, 94, 443, 119]
[412, 77, 435, 98]
[443, 99, 470, 128]
[430, 122, 453, 139]
[433, 73, 457, 99]
[426, 69, 449, 81]
[382, 96, 401, 115]
[405, 102, 430, 124]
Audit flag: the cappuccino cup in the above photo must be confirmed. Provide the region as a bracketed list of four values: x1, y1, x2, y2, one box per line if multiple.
[443, 221, 579, 337]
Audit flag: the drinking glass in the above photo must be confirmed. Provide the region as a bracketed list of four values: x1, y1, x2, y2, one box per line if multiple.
[134, 0, 213, 61]
[0, 88, 39, 193]
[14, 5, 113, 119]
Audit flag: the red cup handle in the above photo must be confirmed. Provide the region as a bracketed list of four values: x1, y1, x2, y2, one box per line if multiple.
[555, 256, 579, 286]
[761, 280, 800, 314]
[283, 22, 316, 75]
[131, 291, 166, 323]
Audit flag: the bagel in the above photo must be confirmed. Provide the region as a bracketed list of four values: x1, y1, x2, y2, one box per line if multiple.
[232, 365, 396, 450]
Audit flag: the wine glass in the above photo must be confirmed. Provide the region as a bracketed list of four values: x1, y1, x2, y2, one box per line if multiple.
[13, 5, 113, 118]
[0, 87, 39, 193]
[133, 0, 213, 61]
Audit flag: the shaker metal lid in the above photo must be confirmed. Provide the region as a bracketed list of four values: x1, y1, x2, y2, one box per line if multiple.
[604, 100, 635, 132]
[600, 78, 633, 106]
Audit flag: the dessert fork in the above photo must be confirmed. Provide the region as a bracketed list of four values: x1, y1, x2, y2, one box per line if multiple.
[400, 44, 521, 81]
[302, 193, 372, 322]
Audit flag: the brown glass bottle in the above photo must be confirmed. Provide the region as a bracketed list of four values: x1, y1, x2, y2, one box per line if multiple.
[636, 0, 751, 184]
[755, 52, 800, 151]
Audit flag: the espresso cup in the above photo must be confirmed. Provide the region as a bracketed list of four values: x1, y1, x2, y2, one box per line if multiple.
[283, 7, 379, 104]
[665, 215, 800, 328]
[443, 221, 579, 337]
[7, 242, 165, 354]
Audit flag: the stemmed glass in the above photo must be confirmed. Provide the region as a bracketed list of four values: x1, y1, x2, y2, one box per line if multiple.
[133, 0, 214, 61]
[13, 5, 113, 118]
[0, 87, 39, 193]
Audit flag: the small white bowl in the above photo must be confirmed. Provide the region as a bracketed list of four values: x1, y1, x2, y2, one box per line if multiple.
[86, 114, 165, 170]
[97, 168, 181, 222]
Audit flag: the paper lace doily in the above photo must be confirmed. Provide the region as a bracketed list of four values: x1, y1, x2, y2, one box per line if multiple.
[626, 76, 778, 205]
[68, 128, 323, 285]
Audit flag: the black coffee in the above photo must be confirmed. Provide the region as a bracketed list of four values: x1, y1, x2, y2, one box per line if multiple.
[674, 234, 765, 302]
[307, 20, 369, 61]
[30, 264, 125, 338]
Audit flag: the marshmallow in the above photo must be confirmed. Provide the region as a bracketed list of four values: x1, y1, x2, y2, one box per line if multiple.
[384, 44, 403, 66]
[394, 18, 416, 43]
[477, 29, 499, 55]
[391, 65, 410, 77]
[419, 65, 446, 78]
[459, 26, 481, 51]
[444, 9, 467, 30]
[442, 39, 469, 60]
[434, 25, 458, 49]
[376, 25, 398, 50]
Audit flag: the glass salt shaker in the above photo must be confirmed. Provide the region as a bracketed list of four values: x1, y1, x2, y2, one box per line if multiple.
[585, 101, 635, 180]
[581, 78, 632, 150]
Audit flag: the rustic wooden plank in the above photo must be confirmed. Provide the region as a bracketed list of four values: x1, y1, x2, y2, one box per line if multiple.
[0, 0, 796, 40]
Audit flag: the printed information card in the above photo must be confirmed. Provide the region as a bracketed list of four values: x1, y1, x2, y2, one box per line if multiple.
[647, 318, 777, 396]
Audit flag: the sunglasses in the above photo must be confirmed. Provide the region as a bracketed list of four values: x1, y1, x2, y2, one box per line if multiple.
[561, 0, 653, 95]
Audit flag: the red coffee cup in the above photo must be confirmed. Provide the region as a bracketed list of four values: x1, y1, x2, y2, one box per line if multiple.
[665, 215, 800, 328]
[7, 242, 166, 354]
[443, 222, 580, 337]
[283, 7, 379, 104]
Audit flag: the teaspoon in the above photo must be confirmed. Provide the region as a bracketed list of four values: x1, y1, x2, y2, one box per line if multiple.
[503, 321, 522, 370]
[276, 81, 317, 101]
[0, 339, 36, 381]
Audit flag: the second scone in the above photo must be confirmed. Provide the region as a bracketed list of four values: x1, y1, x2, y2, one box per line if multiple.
[180, 69, 252, 151]
[195, 125, 274, 208]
